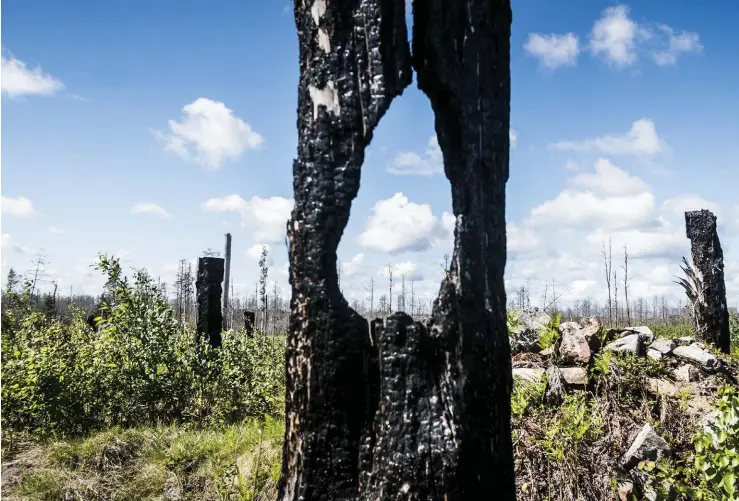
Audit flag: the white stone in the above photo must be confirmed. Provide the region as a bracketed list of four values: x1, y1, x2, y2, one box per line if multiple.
[512, 367, 545, 384]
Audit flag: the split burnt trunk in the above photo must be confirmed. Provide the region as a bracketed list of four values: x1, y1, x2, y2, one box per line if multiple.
[279, 0, 514, 499]
[685, 210, 730, 354]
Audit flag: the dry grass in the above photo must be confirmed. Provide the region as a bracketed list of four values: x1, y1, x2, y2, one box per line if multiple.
[1, 418, 284, 501]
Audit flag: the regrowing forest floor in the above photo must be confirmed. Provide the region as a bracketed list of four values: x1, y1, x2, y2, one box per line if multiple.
[2, 258, 739, 501]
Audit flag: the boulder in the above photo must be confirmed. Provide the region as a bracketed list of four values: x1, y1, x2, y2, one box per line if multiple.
[560, 367, 588, 387]
[673, 364, 700, 382]
[509, 308, 551, 353]
[604, 334, 643, 356]
[580, 316, 603, 351]
[675, 336, 694, 346]
[512, 367, 545, 384]
[646, 349, 662, 361]
[545, 365, 566, 405]
[621, 423, 671, 470]
[623, 326, 654, 343]
[673, 344, 720, 372]
[559, 322, 591, 365]
[648, 338, 676, 355]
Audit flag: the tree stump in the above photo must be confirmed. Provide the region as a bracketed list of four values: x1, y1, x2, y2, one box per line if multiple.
[279, 0, 514, 499]
[244, 310, 256, 338]
[196, 257, 224, 349]
[685, 210, 730, 354]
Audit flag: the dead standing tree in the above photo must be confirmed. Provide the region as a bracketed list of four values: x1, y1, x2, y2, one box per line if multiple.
[280, 0, 515, 500]
[679, 210, 730, 354]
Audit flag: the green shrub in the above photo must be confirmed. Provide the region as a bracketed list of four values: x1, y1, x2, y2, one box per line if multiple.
[641, 385, 739, 500]
[537, 313, 561, 351]
[1, 255, 285, 439]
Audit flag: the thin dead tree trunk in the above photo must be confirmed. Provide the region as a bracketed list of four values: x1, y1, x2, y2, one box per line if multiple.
[280, 0, 515, 499]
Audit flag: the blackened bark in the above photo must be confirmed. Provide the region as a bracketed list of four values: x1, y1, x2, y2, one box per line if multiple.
[279, 0, 412, 499]
[196, 257, 224, 349]
[685, 210, 730, 354]
[363, 0, 515, 497]
[244, 310, 256, 338]
[281, 0, 514, 499]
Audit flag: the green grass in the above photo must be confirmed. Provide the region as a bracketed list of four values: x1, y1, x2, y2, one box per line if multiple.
[3, 418, 285, 501]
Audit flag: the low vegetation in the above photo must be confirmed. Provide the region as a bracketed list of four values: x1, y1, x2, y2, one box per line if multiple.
[3, 258, 739, 500]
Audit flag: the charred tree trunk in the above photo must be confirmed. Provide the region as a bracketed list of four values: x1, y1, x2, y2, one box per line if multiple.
[685, 210, 730, 354]
[244, 310, 256, 338]
[196, 257, 224, 349]
[280, 0, 514, 499]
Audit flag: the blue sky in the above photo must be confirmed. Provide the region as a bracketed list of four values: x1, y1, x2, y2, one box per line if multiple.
[2, 0, 738, 311]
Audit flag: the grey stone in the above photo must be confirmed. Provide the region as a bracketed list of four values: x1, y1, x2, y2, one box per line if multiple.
[675, 336, 694, 346]
[673, 364, 700, 382]
[509, 308, 551, 353]
[646, 349, 663, 361]
[560, 367, 588, 387]
[559, 322, 591, 365]
[621, 423, 671, 470]
[648, 338, 676, 355]
[623, 326, 655, 343]
[604, 334, 643, 356]
[512, 367, 545, 384]
[673, 344, 720, 371]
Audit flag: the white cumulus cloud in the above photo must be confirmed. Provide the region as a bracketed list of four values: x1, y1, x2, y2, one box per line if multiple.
[651, 25, 703, 66]
[589, 5, 645, 67]
[2, 196, 38, 218]
[201, 194, 293, 244]
[1, 234, 34, 255]
[379, 261, 424, 282]
[523, 32, 580, 69]
[550, 119, 664, 156]
[357, 193, 452, 254]
[568, 158, 650, 196]
[130, 203, 173, 219]
[1, 55, 64, 98]
[588, 5, 702, 68]
[342, 253, 365, 277]
[155, 98, 263, 170]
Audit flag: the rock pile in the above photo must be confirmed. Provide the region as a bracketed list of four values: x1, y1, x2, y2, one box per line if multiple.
[511, 315, 734, 500]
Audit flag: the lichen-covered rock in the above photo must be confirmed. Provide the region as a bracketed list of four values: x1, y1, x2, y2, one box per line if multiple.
[675, 336, 694, 346]
[621, 423, 671, 470]
[513, 367, 545, 383]
[673, 344, 721, 371]
[560, 367, 588, 387]
[509, 308, 551, 353]
[559, 322, 591, 365]
[604, 334, 643, 356]
[579, 316, 603, 352]
[648, 338, 676, 355]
